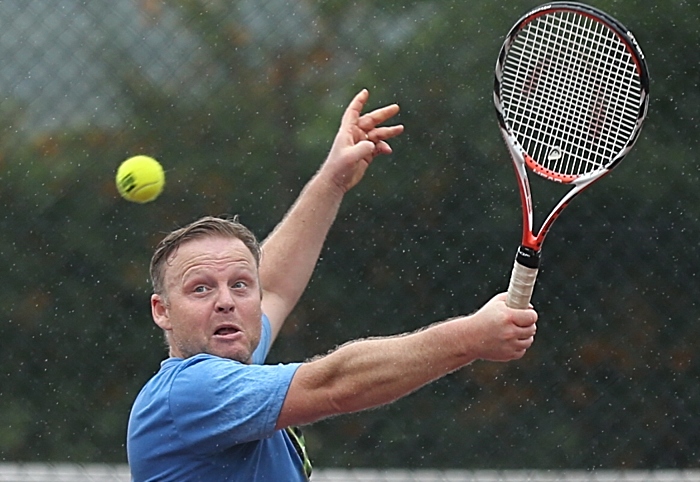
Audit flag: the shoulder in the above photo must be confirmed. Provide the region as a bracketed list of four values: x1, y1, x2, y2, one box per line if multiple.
[169, 354, 301, 396]
[170, 353, 247, 383]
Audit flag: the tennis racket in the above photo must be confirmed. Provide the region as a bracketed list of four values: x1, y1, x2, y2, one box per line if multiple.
[494, 2, 650, 309]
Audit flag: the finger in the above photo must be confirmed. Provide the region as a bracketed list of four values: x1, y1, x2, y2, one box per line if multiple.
[504, 346, 528, 361]
[512, 310, 538, 328]
[350, 125, 369, 144]
[373, 140, 393, 156]
[341, 89, 370, 128]
[350, 140, 376, 161]
[367, 124, 404, 143]
[358, 103, 400, 130]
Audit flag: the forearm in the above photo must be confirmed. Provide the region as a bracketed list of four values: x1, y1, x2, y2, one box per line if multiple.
[259, 91, 403, 339]
[276, 294, 538, 429]
[277, 318, 475, 429]
[259, 168, 345, 328]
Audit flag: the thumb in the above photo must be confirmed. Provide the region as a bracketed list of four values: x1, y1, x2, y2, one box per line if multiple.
[347, 140, 375, 161]
[335, 140, 375, 191]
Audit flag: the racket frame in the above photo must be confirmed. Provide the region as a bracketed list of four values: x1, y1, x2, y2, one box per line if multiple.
[493, 2, 650, 308]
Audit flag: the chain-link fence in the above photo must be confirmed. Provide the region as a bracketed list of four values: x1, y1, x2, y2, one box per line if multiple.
[1, 0, 699, 472]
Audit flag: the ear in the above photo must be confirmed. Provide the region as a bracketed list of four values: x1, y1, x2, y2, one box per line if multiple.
[151, 293, 172, 331]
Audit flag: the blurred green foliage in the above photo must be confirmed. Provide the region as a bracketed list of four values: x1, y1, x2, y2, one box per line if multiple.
[0, 0, 699, 470]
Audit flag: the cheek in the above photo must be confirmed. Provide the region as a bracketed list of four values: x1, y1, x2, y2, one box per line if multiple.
[244, 297, 263, 316]
[170, 300, 207, 328]
[241, 296, 263, 320]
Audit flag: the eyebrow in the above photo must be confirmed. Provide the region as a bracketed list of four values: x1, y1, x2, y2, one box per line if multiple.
[180, 263, 257, 282]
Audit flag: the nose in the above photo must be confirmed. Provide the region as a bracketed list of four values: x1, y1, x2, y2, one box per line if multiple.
[215, 289, 235, 313]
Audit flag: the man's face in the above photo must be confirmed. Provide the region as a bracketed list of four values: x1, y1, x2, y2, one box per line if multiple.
[151, 235, 263, 363]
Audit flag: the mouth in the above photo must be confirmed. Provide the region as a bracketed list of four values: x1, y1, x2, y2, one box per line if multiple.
[213, 325, 242, 339]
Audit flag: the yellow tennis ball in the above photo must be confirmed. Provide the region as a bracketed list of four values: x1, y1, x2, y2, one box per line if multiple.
[115, 155, 165, 203]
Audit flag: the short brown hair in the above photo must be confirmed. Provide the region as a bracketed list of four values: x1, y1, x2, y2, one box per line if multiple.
[150, 215, 261, 295]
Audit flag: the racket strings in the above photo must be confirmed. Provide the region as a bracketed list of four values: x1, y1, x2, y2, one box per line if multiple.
[500, 10, 644, 178]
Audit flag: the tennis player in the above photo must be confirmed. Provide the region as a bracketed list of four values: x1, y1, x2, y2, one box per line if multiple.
[126, 90, 538, 481]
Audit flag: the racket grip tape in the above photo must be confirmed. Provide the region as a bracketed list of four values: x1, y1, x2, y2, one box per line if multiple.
[506, 246, 541, 309]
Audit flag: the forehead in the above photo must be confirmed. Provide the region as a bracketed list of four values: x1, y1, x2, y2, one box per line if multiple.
[165, 235, 257, 276]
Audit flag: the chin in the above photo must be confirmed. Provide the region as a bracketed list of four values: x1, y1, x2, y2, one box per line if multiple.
[211, 338, 259, 364]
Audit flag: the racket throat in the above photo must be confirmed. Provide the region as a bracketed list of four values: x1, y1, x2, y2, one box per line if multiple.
[515, 245, 541, 269]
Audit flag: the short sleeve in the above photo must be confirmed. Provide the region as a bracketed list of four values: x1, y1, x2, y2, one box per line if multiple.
[251, 314, 273, 364]
[168, 355, 301, 454]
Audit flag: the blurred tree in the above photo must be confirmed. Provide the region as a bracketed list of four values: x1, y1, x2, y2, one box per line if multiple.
[0, 0, 698, 470]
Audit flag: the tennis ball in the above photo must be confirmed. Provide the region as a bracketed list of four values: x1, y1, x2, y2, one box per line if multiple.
[115, 155, 165, 203]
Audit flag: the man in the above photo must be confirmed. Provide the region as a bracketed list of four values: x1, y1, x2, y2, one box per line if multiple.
[126, 90, 538, 481]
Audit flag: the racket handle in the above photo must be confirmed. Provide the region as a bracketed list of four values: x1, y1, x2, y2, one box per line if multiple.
[506, 246, 541, 309]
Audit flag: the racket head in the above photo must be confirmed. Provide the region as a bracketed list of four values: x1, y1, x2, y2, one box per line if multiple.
[494, 2, 650, 185]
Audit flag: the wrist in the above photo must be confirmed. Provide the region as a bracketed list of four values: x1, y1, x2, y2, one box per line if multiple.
[423, 318, 479, 371]
[310, 165, 349, 199]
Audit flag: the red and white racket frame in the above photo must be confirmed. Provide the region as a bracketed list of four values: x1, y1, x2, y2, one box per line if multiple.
[493, 2, 651, 309]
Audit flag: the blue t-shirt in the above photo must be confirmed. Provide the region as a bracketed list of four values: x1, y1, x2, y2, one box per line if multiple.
[127, 315, 304, 481]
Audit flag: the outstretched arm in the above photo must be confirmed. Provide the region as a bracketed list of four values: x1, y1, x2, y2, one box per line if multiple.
[260, 90, 404, 340]
[276, 294, 538, 429]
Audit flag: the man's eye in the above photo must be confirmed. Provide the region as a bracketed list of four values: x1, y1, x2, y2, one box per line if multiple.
[194, 286, 207, 293]
[232, 281, 246, 289]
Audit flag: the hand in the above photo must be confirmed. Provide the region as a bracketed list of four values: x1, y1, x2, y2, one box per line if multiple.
[321, 89, 404, 193]
[465, 293, 538, 362]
